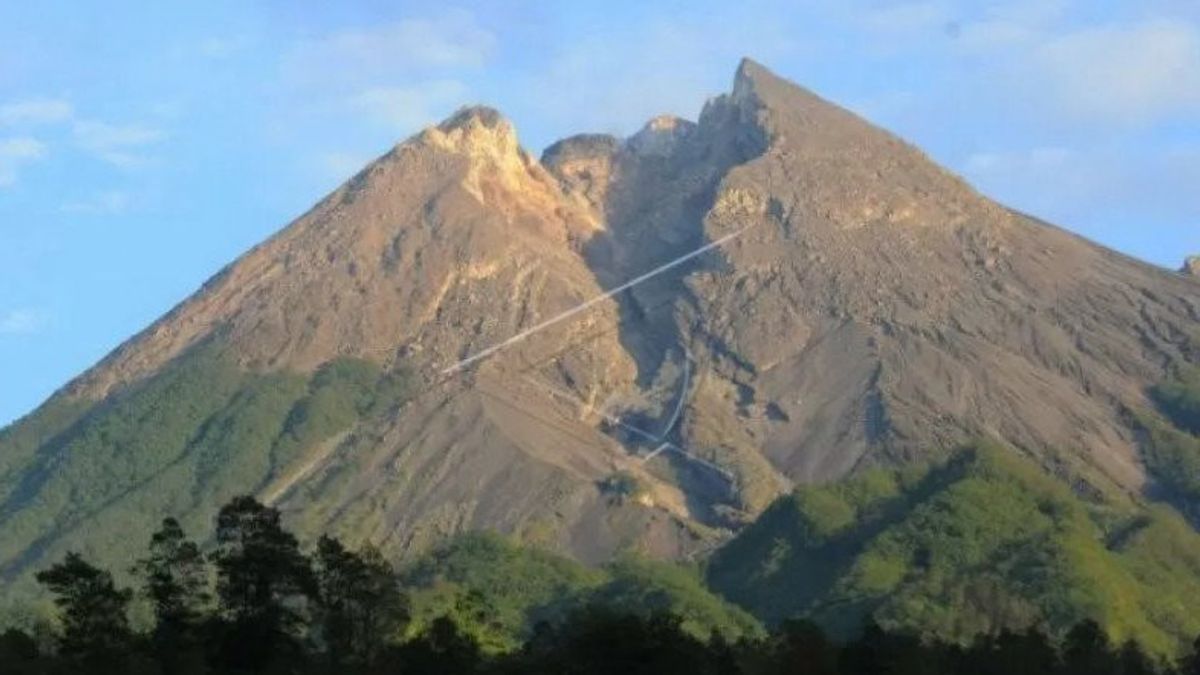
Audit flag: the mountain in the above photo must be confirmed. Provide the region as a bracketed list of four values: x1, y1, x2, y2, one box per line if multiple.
[1185, 256, 1200, 277]
[1, 59, 1197, 608]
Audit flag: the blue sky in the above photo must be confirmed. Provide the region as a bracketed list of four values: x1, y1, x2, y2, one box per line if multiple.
[1, 1, 1198, 427]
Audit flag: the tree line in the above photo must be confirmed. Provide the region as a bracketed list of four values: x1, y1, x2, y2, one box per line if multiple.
[3, 495, 1200, 675]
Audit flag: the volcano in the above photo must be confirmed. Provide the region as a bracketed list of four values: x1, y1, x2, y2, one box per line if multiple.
[1, 59, 1197, 596]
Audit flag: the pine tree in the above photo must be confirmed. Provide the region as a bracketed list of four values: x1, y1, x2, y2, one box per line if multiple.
[1062, 620, 1116, 675]
[314, 535, 408, 667]
[134, 517, 209, 671]
[210, 495, 315, 671]
[35, 552, 133, 672]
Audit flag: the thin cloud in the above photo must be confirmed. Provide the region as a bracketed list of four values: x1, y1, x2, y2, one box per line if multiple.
[0, 309, 45, 335]
[73, 120, 166, 168]
[349, 80, 468, 134]
[284, 10, 495, 88]
[0, 136, 47, 186]
[962, 143, 1200, 227]
[60, 189, 132, 215]
[1030, 19, 1200, 126]
[0, 98, 73, 126]
[198, 36, 250, 60]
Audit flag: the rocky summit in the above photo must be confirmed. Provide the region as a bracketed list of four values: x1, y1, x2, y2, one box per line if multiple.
[1, 59, 1197, 599]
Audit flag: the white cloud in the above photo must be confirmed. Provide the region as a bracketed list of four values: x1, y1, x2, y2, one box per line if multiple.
[962, 143, 1200, 226]
[0, 309, 44, 335]
[349, 80, 468, 133]
[284, 10, 495, 88]
[73, 120, 166, 167]
[0, 98, 73, 126]
[60, 189, 131, 215]
[945, 11, 1200, 128]
[0, 136, 46, 186]
[519, 17, 800, 142]
[1030, 19, 1200, 126]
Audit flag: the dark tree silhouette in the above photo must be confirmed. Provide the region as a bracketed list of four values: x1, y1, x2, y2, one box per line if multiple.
[35, 552, 133, 672]
[765, 619, 839, 675]
[1062, 620, 1116, 675]
[838, 621, 940, 675]
[513, 608, 716, 675]
[964, 629, 1059, 675]
[210, 495, 315, 671]
[1180, 635, 1200, 675]
[134, 517, 209, 672]
[313, 534, 408, 668]
[1115, 639, 1156, 675]
[389, 615, 482, 675]
[0, 628, 39, 666]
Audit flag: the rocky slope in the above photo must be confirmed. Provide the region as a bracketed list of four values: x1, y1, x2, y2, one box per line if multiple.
[0, 60, 1197, 595]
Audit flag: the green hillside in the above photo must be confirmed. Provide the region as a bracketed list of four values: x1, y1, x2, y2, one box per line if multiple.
[706, 443, 1200, 656]
[0, 342, 411, 604]
[400, 533, 763, 652]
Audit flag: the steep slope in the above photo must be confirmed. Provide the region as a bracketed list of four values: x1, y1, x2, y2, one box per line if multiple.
[0, 108, 708, 600]
[545, 60, 1199, 518]
[0, 58, 1197, 607]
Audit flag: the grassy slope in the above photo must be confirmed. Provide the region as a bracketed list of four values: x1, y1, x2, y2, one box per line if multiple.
[705, 444, 1200, 657]
[0, 343, 410, 606]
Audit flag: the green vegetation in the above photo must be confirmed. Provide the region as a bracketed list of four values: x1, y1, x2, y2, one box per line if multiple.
[1135, 412, 1200, 501]
[1135, 366, 1200, 503]
[1152, 366, 1200, 435]
[588, 557, 764, 640]
[6, 495, 1200, 674]
[400, 532, 761, 652]
[706, 443, 1200, 656]
[0, 345, 411, 605]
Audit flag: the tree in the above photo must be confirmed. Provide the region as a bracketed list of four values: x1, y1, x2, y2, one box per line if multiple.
[1180, 634, 1200, 675]
[767, 619, 837, 675]
[210, 495, 315, 671]
[1062, 620, 1116, 675]
[134, 517, 209, 671]
[35, 552, 133, 672]
[391, 615, 482, 675]
[313, 535, 408, 667]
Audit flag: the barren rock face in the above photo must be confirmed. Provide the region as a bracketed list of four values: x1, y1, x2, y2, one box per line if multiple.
[1185, 256, 1200, 277]
[2, 59, 1197, 581]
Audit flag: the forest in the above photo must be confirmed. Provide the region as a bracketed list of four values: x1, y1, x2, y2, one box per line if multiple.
[4, 495, 1200, 675]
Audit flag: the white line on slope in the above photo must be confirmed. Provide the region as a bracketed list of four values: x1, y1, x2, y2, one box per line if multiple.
[525, 375, 734, 480]
[441, 224, 754, 375]
[643, 443, 671, 461]
[529, 376, 663, 445]
[658, 352, 690, 439]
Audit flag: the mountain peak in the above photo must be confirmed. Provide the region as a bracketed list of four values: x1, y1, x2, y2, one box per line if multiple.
[438, 105, 509, 132]
[1184, 255, 1200, 277]
[731, 57, 773, 99]
[419, 105, 521, 164]
[627, 114, 696, 156]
